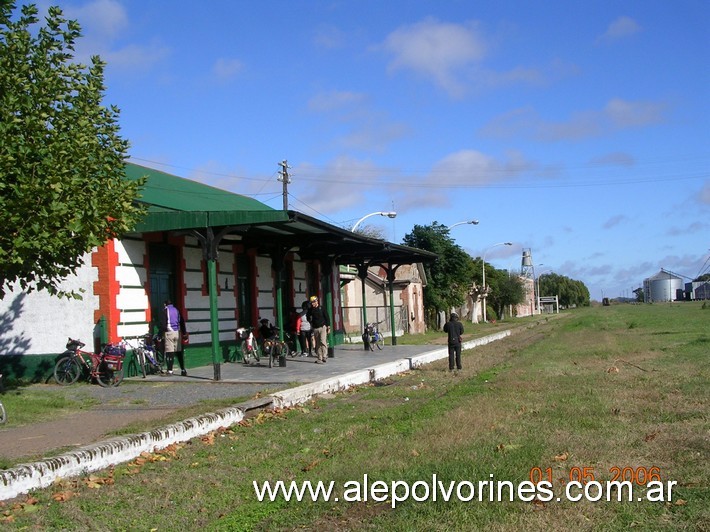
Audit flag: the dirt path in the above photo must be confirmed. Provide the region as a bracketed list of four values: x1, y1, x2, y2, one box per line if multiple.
[0, 405, 183, 461]
[0, 380, 275, 463]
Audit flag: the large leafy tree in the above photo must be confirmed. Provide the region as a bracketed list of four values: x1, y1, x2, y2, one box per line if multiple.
[538, 273, 590, 308]
[487, 269, 526, 319]
[0, 3, 145, 298]
[402, 222, 475, 326]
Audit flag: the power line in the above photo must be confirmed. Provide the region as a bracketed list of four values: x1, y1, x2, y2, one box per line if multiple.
[130, 155, 707, 191]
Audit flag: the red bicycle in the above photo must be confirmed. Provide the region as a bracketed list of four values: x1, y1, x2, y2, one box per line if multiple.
[53, 338, 125, 387]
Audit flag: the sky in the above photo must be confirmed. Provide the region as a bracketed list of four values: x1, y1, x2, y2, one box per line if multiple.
[28, 0, 710, 300]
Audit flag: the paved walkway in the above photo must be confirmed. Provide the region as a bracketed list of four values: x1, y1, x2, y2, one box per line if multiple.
[154, 343, 438, 384]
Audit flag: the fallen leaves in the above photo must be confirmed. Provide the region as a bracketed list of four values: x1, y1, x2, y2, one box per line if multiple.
[644, 431, 660, 442]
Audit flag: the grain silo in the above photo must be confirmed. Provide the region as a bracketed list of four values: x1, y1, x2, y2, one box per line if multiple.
[643, 269, 684, 302]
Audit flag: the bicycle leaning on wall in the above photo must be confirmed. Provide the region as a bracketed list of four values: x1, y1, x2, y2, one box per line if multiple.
[124, 334, 164, 377]
[53, 338, 126, 387]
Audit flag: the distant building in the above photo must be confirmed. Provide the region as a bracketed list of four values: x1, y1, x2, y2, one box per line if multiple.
[685, 280, 710, 300]
[643, 269, 684, 302]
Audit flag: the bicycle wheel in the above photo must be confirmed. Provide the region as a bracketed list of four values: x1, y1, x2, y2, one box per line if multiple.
[240, 342, 251, 364]
[369, 334, 375, 351]
[268, 349, 273, 368]
[135, 348, 147, 378]
[96, 361, 124, 387]
[147, 354, 163, 374]
[375, 333, 384, 350]
[0, 401, 6, 424]
[279, 341, 290, 358]
[54, 356, 81, 385]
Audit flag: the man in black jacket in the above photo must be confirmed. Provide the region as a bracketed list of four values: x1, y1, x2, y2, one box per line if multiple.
[306, 295, 330, 364]
[443, 312, 464, 371]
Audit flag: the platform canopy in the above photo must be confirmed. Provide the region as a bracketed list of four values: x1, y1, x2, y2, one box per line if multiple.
[125, 163, 437, 267]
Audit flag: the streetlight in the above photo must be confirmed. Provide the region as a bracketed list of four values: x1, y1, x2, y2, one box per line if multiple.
[448, 220, 479, 230]
[482, 242, 513, 322]
[351, 211, 397, 232]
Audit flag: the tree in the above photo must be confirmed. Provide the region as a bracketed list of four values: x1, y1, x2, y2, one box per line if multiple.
[487, 271, 526, 319]
[351, 224, 386, 240]
[633, 287, 644, 303]
[0, 3, 145, 298]
[402, 222, 475, 326]
[538, 273, 590, 308]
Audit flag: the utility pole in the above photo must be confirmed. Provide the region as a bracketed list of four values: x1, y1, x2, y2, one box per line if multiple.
[277, 160, 290, 211]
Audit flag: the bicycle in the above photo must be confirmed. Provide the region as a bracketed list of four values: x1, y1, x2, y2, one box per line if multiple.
[125, 334, 163, 378]
[0, 373, 6, 424]
[261, 325, 291, 367]
[363, 322, 385, 350]
[237, 327, 263, 365]
[54, 338, 125, 387]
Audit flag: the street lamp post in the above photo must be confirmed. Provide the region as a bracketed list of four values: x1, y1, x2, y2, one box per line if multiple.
[351, 211, 397, 232]
[447, 220, 479, 230]
[351, 212, 397, 344]
[482, 242, 513, 322]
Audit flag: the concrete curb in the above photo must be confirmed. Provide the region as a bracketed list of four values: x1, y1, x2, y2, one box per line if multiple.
[0, 330, 512, 501]
[272, 330, 512, 407]
[1, 406, 245, 501]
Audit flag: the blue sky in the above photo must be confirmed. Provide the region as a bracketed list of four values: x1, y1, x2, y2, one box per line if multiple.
[33, 0, 709, 300]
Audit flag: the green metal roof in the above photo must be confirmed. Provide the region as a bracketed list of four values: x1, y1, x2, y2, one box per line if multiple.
[125, 163, 288, 232]
[123, 162, 437, 266]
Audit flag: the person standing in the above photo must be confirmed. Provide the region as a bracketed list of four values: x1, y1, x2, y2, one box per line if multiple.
[443, 312, 464, 371]
[306, 295, 330, 364]
[160, 300, 188, 376]
[295, 301, 313, 357]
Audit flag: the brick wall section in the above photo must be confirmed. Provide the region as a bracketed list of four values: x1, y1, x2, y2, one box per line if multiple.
[92, 239, 120, 342]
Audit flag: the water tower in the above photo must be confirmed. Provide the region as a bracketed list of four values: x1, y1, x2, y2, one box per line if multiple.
[521, 248, 534, 281]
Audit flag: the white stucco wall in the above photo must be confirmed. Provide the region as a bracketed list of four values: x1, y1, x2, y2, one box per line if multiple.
[0, 253, 99, 355]
[115, 239, 150, 339]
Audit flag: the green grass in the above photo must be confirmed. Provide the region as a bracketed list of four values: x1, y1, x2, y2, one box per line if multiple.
[2, 303, 708, 530]
[0, 385, 100, 427]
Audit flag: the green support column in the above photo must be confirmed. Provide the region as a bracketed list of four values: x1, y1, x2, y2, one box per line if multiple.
[357, 263, 369, 350]
[193, 225, 223, 381]
[272, 253, 285, 341]
[207, 258, 221, 381]
[386, 266, 400, 346]
[322, 261, 335, 357]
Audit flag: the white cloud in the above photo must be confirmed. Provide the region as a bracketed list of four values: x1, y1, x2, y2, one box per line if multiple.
[699, 181, 710, 205]
[597, 16, 641, 44]
[666, 222, 709, 236]
[604, 98, 666, 128]
[64, 0, 128, 39]
[381, 18, 487, 97]
[480, 98, 667, 141]
[313, 25, 347, 49]
[602, 215, 628, 229]
[58, 0, 169, 73]
[291, 157, 385, 214]
[431, 150, 504, 184]
[101, 41, 170, 71]
[212, 58, 244, 83]
[308, 91, 367, 112]
[308, 90, 409, 152]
